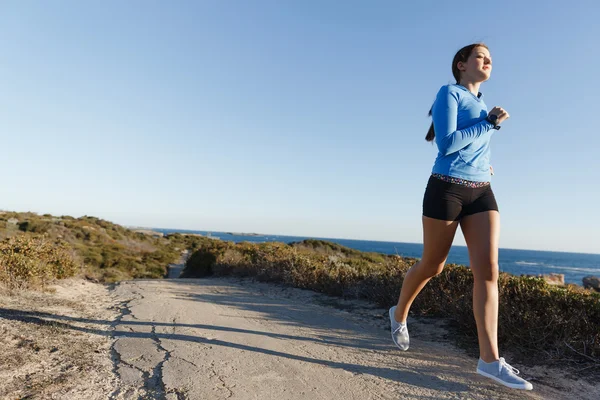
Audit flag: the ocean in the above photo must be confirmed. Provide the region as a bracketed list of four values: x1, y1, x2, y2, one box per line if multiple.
[155, 229, 600, 285]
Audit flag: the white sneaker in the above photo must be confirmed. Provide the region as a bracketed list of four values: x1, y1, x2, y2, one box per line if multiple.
[389, 306, 409, 351]
[477, 357, 533, 390]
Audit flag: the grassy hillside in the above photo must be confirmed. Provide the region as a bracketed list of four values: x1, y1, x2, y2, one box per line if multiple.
[0, 211, 206, 287]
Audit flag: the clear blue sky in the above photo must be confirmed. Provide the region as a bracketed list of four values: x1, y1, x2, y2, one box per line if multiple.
[1, 1, 599, 254]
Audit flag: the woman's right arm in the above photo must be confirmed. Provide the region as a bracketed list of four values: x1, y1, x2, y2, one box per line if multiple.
[432, 86, 495, 156]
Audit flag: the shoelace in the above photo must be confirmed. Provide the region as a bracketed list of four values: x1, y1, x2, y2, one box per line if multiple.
[499, 357, 520, 375]
[393, 324, 407, 335]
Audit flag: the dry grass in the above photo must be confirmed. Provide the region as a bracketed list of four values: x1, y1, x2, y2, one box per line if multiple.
[0, 278, 119, 399]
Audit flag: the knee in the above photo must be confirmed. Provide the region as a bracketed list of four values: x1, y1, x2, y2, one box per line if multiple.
[418, 259, 446, 277]
[473, 262, 499, 282]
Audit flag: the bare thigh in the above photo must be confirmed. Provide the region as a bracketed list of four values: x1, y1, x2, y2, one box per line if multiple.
[421, 216, 460, 272]
[460, 211, 500, 279]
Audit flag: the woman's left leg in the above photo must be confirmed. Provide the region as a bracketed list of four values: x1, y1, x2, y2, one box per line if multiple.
[460, 190, 533, 390]
[459, 210, 500, 362]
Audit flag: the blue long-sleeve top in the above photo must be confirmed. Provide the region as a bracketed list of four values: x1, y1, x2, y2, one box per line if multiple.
[430, 84, 496, 182]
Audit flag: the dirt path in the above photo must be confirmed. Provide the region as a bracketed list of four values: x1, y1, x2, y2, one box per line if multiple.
[166, 250, 188, 279]
[109, 278, 598, 400]
[2, 277, 597, 399]
[0, 279, 120, 399]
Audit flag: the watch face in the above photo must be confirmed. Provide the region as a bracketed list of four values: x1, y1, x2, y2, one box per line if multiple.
[489, 114, 498, 122]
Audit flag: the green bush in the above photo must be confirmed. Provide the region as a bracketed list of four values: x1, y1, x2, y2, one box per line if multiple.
[18, 220, 52, 233]
[81, 247, 103, 266]
[0, 234, 79, 288]
[181, 244, 224, 278]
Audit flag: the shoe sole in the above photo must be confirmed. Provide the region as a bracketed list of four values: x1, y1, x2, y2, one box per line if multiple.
[477, 369, 533, 390]
[388, 307, 409, 351]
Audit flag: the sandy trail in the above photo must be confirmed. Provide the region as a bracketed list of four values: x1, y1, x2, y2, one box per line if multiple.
[108, 277, 597, 400]
[2, 276, 596, 399]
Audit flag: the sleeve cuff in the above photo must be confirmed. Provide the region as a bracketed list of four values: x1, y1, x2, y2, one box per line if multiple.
[484, 119, 500, 131]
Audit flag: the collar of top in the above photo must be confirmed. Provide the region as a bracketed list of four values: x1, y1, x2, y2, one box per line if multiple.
[454, 84, 484, 100]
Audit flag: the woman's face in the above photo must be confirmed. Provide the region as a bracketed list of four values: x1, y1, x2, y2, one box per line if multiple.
[459, 47, 492, 82]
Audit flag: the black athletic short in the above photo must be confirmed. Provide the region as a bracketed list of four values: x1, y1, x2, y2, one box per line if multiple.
[422, 175, 499, 221]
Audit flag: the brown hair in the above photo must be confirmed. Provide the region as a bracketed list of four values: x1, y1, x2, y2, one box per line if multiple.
[426, 43, 489, 142]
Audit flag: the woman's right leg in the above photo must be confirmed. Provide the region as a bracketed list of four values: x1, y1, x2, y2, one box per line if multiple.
[394, 216, 459, 323]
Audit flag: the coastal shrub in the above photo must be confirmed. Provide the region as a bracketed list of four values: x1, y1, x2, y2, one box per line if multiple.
[79, 246, 103, 266]
[0, 212, 208, 284]
[18, 220, 52, 233]
[183, 239, 600, 367]
[181, 240, 229, 278]
[0, 234, 79, 289]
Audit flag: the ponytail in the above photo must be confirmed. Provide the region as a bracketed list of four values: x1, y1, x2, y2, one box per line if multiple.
[425, 108, 435, 142]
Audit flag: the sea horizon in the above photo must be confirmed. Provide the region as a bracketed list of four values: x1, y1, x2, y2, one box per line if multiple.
[141, 226, 600, 256]
[151, 227, 600, 286]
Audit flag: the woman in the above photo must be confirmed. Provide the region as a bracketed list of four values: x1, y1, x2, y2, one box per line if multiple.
[389, 43, 533, 391]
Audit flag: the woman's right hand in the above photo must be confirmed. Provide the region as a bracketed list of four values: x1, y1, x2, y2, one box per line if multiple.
[489, 107, 510, 125]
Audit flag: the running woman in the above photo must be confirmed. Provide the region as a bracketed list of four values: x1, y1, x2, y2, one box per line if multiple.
[389, 43, 533, 391]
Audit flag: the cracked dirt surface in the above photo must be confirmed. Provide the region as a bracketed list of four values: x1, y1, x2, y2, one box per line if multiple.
[2, 276, 598, 399]
[108, 277, 599, 400]
[0, 278, 121, 399]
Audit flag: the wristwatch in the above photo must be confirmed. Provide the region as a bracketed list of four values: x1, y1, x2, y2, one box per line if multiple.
[486, 114, 501, 130]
